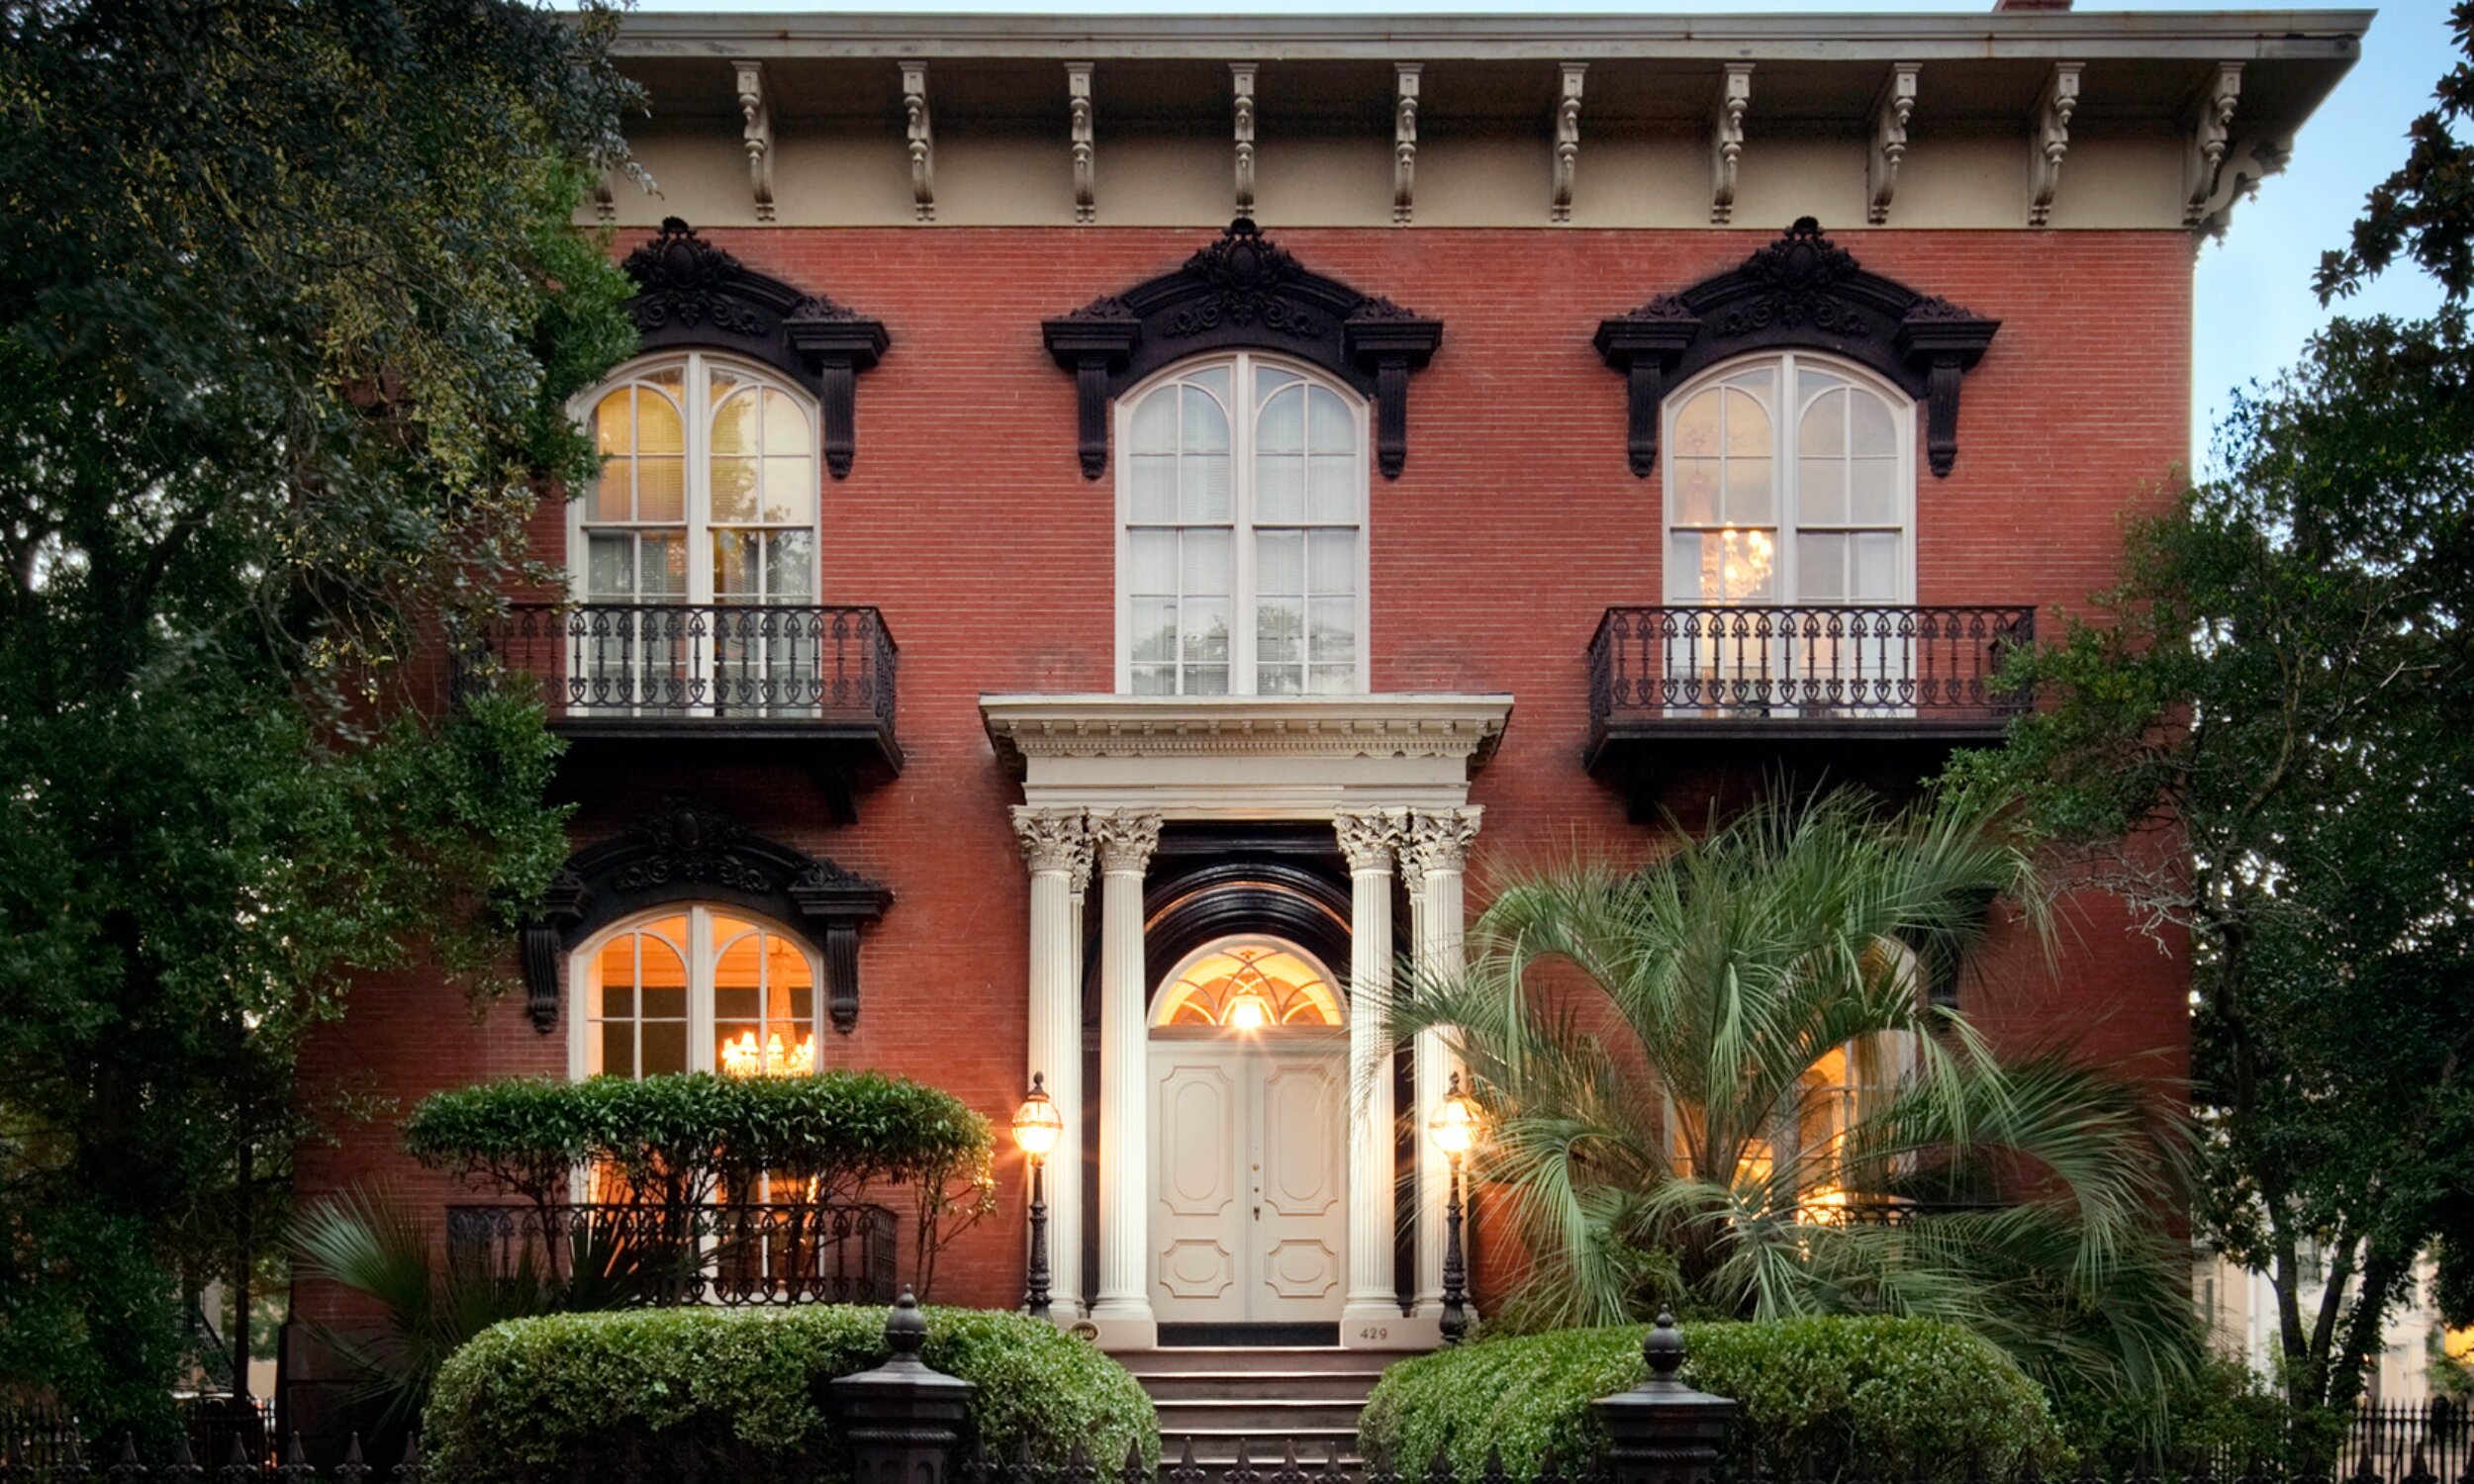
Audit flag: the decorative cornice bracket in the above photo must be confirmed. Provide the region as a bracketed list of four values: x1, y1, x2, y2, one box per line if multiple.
[519, 797, 891, 1036]
[1595, 217, 1998, 479]
[1232, 64, 1258, 218]
[1553, 63, 1586, 225]
[1394, 64, 1421, 227]
[734, 60, 775, 223]
[2029, 62, 2082, 228]
[1067, 62, 1095, 225]
[902, 59, 934, 223]
[1711, 63, 1753, 226]
[2185, 61, 2243, 229]
[620, 219, 889, 478]
[1867, 63, 1919, 226]
[1043, 219, 1440, 481]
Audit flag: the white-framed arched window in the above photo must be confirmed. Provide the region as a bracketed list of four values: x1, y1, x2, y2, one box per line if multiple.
[1150, 937, 1346, 1032]
[570, 906, 824, 1081]
[1663, 352, 1915, 608]
[573, 353, 819, 608]
[1116, 354, 1371, 696]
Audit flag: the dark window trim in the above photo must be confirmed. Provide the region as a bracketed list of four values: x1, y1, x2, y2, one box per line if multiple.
[1593, 218, 1998, 479]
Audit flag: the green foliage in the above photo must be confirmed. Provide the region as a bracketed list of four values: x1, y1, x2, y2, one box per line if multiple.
[425, 1306, 1158, 1484]
[1947, 307, 2474, 1414]
[1386, 788, 2198, 1408]
[2318, 2, 2474, 303]
[2049, 1356, 2332, 1475]
[1357, 1318, 2057, 1482]
[0, 0, 639, 1432]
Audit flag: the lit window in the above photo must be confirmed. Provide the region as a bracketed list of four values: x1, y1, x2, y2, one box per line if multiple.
[1119, 356, 1368, 696]
[578, 908, 820, 1079]
[1153, 940, 1344, 1030]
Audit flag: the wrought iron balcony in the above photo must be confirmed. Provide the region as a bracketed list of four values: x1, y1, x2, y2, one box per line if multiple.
[443, 1200, 898, 1308]
[1585, 603, 2034, 805]
[460, 602, 902, 815]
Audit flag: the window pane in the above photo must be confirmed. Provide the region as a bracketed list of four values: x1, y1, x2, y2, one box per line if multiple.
[595, 389, 632, 454]
[1131, 663, 1176, 695]
[1131, 598, 1177, 663]
[639, 535, 686, 599]
[1189, 665, 1230, 695]
[1673, 528, 1776, 603]
[1259, 664, 1302, 696]
[1309, 597, 1355, 663]
[715, 985, 760, 1023]
[713, 530, 755, 599]
[1185, 598, 1230, 662]
[1307, 455, 1356, 523]
[641, 981, 687, 1019]
[587, 534, 634, 599]
[765, 531, 814, 601]
[1131, 389, 1178, 455]
[1723, 388, 1771, 456]
[1184, 530, 1230, 596]
[1258, 597, 1303, 664]
[1309, 664, 1355, 696]
[1673, 458, 1721, 526]
[1798, 532, 1848, 602]
[637, 386, 684, 454]
[1130, 530, 1176, 592]
[1258, 530, 1303, 593]
[1184, 386, 1230, 454]
[599, 1024, 633, 1079]
[1258, 454, 1304, 523]
[1850, 458, 1899, 525]
[1851, 391, 1897, 456]
[1797, 367, 1844, 406]
[1307, 388, 1352, 454]
[1800, 458, 1848, 524]
[1673, 391, 1720, 457]
[637, 456, 685, 523]
[1724, 457, 1774, 525]
[1854, 532, 1900, 600]
[641, 1021, 689, 1076]
[712, 389, 759, 455]
[1308, 530, 1356, 594]
[1257, 367, 1301, 403]
[1189, 365, 1231, 407]
[1185, 449, 1232, 523]
[1259, 384, 1303, 454]
[1799, 388, 1846, 456]
[762, 459, 813, 525]
[712, 456, 758, 523]
[762, 389, 808, 452]
[1131, 454, 1178, 523]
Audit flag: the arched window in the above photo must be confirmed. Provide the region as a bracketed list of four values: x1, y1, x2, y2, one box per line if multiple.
[1118, 355, 1370, 696]
[574, 907, 822, 1079]
[1152, 939, 1345, 1030]
[1664, 352, 1913, 607]
[575, 353, 818, 608]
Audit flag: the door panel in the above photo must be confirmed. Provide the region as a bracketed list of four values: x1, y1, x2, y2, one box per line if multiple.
[1150, 1040, 1346, 1324]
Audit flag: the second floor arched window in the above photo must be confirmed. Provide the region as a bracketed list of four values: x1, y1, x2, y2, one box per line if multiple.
[575, 352, 819, 609]
[1117, 355, 1370, 696]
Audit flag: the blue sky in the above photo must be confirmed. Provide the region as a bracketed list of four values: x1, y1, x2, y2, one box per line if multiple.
[618, 0, 2459, 469]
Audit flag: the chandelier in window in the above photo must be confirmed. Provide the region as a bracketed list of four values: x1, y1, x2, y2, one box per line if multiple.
[719, 1028, 816, 1077]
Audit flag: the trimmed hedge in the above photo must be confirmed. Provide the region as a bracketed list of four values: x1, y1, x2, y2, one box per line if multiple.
[1357, 1318, 2058, 1482]
[425, 1305, 1156, 1484]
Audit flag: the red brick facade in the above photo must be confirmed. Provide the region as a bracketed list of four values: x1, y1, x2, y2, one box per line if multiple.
[294, 225, 2193, 1321]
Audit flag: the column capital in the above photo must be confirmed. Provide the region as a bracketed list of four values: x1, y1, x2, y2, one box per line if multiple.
[1334, 808, 1407, 874]
[1010, 805, 1090, 874]
[1067, 828, 1098, 897]
[1092, 809, 1163, 876]
[1406, 805, 1484, 877]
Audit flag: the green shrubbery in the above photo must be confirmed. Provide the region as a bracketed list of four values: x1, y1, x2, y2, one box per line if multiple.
[1357, 1318, 2057, 1481]
[426, 1304, 1156, 1484]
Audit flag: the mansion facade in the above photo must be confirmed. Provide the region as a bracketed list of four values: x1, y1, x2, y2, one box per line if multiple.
[289, 0, 2369, 1392]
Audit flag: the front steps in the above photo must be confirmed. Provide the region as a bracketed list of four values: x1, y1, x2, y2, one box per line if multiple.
[1118, 1346, 1392, 1465]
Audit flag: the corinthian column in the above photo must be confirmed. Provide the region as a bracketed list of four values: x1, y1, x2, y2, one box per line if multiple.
[1011, 805, 1089, 1321]
[1406, 806, 1482, 1325]
[1089, 808, 1162, 1346]
[1335, 807, 1407, 1345]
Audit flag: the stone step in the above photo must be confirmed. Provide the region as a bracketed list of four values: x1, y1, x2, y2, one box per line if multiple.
[1117, 1346, 1391, 1377]
[1141, 1371, 1386, 1402]
[1153, 1399, 1365, 1434]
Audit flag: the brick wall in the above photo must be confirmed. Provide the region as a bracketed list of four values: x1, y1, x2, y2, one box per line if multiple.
[292, 225, 2193, 1321]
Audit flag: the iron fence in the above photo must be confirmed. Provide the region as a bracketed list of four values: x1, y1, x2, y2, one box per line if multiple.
[460, 603, 898, 732]
[1587, 604, 2035, 732]
[443, 1201, 897, 1308]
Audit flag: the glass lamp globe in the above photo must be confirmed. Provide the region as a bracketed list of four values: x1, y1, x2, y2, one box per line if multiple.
[1012, 1073, 1064, 1159]
[1429, 1072, 1479, 1157]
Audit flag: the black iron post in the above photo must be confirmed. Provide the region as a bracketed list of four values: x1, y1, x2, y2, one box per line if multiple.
[1023, 1149, 1051, 1321]
[1593, 1311, 1736, 1484]
[830, 1287, 975, 1484]
[1440, 1148, 1470, 1344]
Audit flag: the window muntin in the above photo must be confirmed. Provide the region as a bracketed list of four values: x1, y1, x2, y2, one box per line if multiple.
[1152, 939, 1345, 1030]
[1120, 355, 1368, 696]
[577, 907, 820, 1079]
[1664, 354, 1912, 608]
[577, 354, 817, 607]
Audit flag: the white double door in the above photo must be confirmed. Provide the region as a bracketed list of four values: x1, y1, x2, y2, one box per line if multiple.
[1148, 1034, 1348, 1325]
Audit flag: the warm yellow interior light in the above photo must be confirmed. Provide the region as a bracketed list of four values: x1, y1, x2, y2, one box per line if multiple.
[1012, 1073, 1064, 1159]
[1429, 1075, 1480, 1157]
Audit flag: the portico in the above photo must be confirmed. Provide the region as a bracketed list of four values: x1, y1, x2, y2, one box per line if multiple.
[986, 694, 1510, 1350]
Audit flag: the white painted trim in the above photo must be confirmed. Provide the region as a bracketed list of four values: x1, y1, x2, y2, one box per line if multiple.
[564, 904, 826, 1081]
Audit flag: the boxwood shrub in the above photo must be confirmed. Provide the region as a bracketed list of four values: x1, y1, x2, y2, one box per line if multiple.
[426, 1304, 1156, 1484]
[1357, 1318, 2057, 1482]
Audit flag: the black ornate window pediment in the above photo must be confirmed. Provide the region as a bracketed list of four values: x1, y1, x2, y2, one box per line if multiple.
[621, 219, 889, 478]
[520, 796, 891, 1036]
[1593, 218, 1999, 479]
[1042, 219, 1443, 481]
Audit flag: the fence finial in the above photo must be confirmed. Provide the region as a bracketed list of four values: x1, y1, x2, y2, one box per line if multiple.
[886, 1284, 928, 1359]
[1644, 1308, 1686, 1380]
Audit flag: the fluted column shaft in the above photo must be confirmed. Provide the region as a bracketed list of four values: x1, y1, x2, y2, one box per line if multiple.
[1011, 807, 1089, 1320]
[1090, 810, 1162, 1341]
[1336, 809, 1406, 1335]
[1406, 807, 1482, 1320]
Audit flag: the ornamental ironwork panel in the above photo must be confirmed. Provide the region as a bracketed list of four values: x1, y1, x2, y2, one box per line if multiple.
[441, 1200, 898, 1308]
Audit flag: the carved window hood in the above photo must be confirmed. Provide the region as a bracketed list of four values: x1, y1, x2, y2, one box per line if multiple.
[521, 796, 892, 1036]
[1593, 218, 1997, 479]
[622, 219, 889, 478]
[1041, 219, 1443, 481]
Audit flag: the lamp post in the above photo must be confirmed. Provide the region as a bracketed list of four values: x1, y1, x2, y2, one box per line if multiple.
[1428, 1071, 1479, 1344]
[1011, 1072, 1063, 1320]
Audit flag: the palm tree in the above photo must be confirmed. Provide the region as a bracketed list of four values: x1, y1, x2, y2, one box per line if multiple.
[1389, 786, 2197, 1403]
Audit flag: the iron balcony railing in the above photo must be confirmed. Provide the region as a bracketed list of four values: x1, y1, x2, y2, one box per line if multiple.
[443, 1201, 898, 1308]
[1588, 603, 2035, 734]
[464, 603, 898, 735]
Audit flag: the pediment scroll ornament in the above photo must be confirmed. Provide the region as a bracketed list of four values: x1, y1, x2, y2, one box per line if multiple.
[1594, 218, 1999, 479]
[518, 795, 892, 1037]
[619, 219, 890, 479]
[1043, 218, 1442, 481]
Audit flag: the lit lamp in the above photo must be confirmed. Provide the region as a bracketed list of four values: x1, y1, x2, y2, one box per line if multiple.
[1224, 984, 1274, 1030]
[1011, 1072, 1064, 1321]
[1428, 1071, 1481, 1344]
